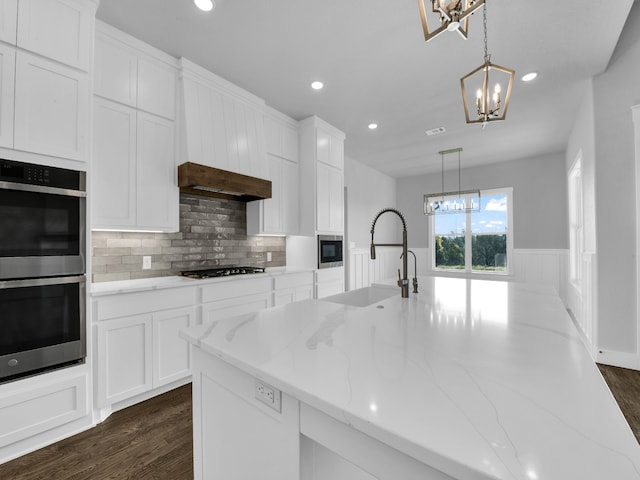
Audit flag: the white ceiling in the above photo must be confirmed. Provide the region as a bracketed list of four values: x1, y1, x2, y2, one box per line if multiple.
[96, 0, 634, 178]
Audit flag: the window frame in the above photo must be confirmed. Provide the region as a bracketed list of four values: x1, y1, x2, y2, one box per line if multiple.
[429, 187, 514, 276]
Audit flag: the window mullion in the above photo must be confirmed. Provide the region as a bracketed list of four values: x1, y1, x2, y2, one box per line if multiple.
[465, 204, 472, 272]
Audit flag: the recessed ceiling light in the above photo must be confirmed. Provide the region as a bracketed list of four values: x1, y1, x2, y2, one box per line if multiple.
[368, 123, 378, 130]
[522, 72, 538, 82]
[194, 0, 214, 11]
[310, 81, 324, 90]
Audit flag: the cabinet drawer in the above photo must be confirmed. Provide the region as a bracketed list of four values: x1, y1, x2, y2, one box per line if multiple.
[316, 267, 344, 284]
[274, 272, 313, 290]
[201, 276, 271, 303]
[0, 373, 88, 447]
[94, 287, 198, 321]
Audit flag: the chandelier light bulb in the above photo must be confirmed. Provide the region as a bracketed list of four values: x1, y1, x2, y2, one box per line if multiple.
[310, 81, 324, 90]
[194, 0, 214, 12]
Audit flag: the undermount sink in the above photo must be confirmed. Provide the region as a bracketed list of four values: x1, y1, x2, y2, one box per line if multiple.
[323, 285, 399, 307]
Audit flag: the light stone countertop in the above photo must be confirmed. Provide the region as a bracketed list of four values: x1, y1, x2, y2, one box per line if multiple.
[180, 276, 640, 480]
[89, 267, 315, 296]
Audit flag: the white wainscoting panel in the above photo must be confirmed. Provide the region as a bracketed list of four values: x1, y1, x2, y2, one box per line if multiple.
[348, 247, 569, 305]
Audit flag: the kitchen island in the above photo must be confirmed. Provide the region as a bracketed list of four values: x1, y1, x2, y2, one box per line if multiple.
[180, 276, 640, 479]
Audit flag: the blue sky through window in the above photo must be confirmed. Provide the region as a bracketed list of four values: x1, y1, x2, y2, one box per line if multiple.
[434, 194, 508, 235]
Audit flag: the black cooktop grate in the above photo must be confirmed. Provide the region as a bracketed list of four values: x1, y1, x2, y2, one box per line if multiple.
[179, 266, 266, 279]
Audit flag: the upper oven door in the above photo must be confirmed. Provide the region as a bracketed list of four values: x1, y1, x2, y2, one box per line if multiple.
[0, 182, 86, 279]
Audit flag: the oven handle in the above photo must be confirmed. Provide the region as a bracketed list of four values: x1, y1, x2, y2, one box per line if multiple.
[0, 275, 86, 289]
[0, 180, 87, 198]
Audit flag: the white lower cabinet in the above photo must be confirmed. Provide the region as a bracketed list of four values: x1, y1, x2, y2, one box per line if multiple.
[201, 277, 272, 324]
[97, 313, 153, 406]
[316, 267, 345, 299]
[96, 305, 197, 407]
[0, 370, 89, 449]
[93, 287, 197, 408]
[273, 271, 314, 306]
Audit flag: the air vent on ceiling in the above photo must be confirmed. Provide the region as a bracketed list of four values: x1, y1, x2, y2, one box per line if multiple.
[425, 126, 446, 136]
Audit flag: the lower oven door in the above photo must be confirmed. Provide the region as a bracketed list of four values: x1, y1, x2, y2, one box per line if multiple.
[0, 275, 86, 382]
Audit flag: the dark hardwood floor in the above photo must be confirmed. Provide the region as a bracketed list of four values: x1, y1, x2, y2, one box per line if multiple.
[598, 363, 640, 443]
[0, 384, 193, 480]
[1, 367, 640, 479]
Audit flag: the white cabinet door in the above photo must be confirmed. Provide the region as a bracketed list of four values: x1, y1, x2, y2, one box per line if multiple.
[262, 154, 282, 233]
[202, 293, 271, 324]
[247, 155, 298, 235]
[137, 57, 176, 120]
[153, 306, 196, 387]
[14, 51, 88, 161]
[17, 0, 93, 71]
[0, 44, 15, 149]
[97, 314, 153, 407]
[317, 162, 344, 233]
[264, 113, 298, 162]
[92, 97, 136, 228]
[94, 33, 137, 107]
[282, 159, 299, 234]
[295, 285, 314, 302]
[317, 127, 344, 170]
[136, 112, 178, 231]
[0, 0, 17, 44]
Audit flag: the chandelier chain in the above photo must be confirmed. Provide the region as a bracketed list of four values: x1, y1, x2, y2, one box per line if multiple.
[483, 1, 489, 62]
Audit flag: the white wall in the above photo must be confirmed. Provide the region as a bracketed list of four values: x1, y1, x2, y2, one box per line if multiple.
[396, 153, 569, 250]
[344, 156, 398, 248]
[591, 0, 640, 365]
[344, 157, 398, 289]
[565, 82, 598, 353]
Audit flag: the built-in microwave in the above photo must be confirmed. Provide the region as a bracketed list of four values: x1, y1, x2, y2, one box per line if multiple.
[0, 159, 86, 280]
[318, 235, 343, 269]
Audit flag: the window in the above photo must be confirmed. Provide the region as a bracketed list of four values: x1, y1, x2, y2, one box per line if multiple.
[568, 154, 583, 290]
[431, 187, 513, 274]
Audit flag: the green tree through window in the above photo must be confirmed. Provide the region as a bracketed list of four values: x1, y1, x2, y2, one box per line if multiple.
[432, 188, 512, 274]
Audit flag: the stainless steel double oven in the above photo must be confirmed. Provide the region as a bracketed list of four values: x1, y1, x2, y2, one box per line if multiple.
[0, 159, 86, 382]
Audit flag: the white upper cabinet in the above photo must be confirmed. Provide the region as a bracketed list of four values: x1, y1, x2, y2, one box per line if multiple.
[298, 115, 345, 235]
[92, 97, 136, 227]
[180, 58, 267, 179]
[14, 51, 89, 161]
[94, 22, 176, 120]
[17, 0, 94, 71]
[136, 111, 178, 230]
[93, 32, 137, 107]
[265, 111, 298, 162]
[0, 44, 15, 148]
[0, 0, 18, 45]
[247, 108, 299, 235]
[316, 126, 344, 170]
[92, 22, 179, 232]
[0, 0, 95, 162]
[137, 57, 176, 120]
[92, 89, 178, 232]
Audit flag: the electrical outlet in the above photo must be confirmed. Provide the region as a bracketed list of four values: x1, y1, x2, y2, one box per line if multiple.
[266, 251, 272, 262]
[255, 379, 281, 412]
[142, 256, 151, 270]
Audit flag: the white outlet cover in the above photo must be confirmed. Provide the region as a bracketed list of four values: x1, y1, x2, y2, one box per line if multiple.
[142, 256, 151, 269]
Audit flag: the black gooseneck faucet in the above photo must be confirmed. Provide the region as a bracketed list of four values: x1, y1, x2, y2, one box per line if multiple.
[370, 208, 409, 298]
[400, 250, 418, 293]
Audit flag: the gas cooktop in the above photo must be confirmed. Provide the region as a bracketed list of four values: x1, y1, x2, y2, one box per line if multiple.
[180, 266, 266, 279]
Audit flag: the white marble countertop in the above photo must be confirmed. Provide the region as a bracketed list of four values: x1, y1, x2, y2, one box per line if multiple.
[89, 267, 314, 296]
[180, 276, 640, 480]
